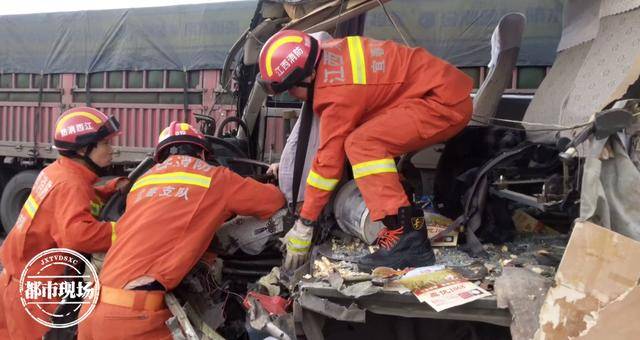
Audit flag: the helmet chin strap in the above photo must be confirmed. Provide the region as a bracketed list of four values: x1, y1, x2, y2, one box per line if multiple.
[79, 143, 108, 176]
[306, 81, 314, 103]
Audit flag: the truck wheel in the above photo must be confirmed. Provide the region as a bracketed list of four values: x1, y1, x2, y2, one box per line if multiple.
[0, 170, 13, 233]
[1, 170, 39, 234]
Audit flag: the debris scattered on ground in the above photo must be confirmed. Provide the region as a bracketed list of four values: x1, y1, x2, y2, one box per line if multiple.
[244, 292, 294, 340]
[371, 266, 410, 279]
[424, 212, 459, 246]
[309, 231, 568, 299]
[329, 237, 375, 258]
[512, 209, 560, 235]
[448, 261, 488, 281]
[338, 281, 382, 298]
[284, 229, 569, 317]
[313, 256, 369, 281]
[435, 234, 568, 291]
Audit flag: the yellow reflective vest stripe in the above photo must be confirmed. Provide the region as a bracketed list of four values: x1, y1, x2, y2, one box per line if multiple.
[130, 171, 212, 192]
[347, 36, 367, 85]
[110, 221, 117, 243]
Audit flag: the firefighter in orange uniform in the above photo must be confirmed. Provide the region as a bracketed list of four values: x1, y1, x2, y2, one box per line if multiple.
[78, 121, 285, 340]
[258, 30, 473, 271]
[0, 107, 124, 339]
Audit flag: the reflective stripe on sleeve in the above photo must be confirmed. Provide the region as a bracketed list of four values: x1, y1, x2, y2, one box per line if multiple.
[306, 170, 339, 192]
[110, 221, 117, 243]
[23, 195, 39, 218]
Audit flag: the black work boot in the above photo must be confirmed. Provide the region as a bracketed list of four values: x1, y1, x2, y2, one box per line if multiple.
[354, 205, 436, 272]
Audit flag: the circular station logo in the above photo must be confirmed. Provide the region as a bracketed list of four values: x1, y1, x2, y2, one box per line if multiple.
[19, 248, 100, 328]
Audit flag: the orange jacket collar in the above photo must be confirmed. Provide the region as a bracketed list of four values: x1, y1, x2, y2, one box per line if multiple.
[58, 156, 99, 183]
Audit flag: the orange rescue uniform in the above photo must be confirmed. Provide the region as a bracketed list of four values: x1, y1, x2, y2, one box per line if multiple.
[0, 157, 120, 340]
[300, 36, 473, 222]
[78, 155, 285, 340]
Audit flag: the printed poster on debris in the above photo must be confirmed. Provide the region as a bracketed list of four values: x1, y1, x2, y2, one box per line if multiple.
[398, 266, 491, 312]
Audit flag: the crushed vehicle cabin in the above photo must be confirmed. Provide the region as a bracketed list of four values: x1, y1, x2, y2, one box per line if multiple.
[1, 0, 639, 339]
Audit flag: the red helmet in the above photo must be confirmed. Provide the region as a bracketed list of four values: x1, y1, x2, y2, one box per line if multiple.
[155, 121, 210, 162]
[258, 29, 321, 95]
[54, 107, 120, 151]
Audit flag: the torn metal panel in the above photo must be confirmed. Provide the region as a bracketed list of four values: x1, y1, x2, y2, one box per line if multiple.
[336, 281, 381, 298]
[183, 303, 225, 340]
[243, 18, 288, 65]
[534, 221, 640, 340]
[524, 42, 592, 143]
[284, 0, 388, 33]
[295, 301, 326, 340]
[166, 316, 187, 340]
[165, 293, 199, 340]
[557, 0, 600, 52]
[580, 136, 640, 241]
[213, 210, 284, 255]
[262, 1, 286, 19]
[297, 292, 366, 322]
[302, 285, 512, 327]
[600, 0, 640, 17]
[302, 0, 386, 34]
[560, 8, 640, 129]
[495, 267, 553, 340]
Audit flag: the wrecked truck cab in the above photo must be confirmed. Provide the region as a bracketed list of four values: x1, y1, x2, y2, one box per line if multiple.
[223, 1, 638, 339]
[209, 1, 562, 339]
[102, 1, 640, 339]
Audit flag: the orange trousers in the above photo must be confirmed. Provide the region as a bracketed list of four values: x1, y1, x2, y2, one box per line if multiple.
[78, 302, 172, 340]
[344, 97, 472, 221]
[0, 273, 52, 340]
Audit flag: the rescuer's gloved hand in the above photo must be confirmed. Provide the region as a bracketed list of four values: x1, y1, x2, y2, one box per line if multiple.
[283, 219, 314, 271]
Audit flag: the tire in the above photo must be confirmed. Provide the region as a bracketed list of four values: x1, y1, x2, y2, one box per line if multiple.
[0, 170, 40, 234]
[0, 170, 13, 234]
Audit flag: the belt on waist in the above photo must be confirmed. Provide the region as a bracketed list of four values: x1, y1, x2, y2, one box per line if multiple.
[99, 285, 166, 311]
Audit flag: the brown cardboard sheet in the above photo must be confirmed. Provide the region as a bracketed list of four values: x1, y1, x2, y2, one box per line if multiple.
[534, 221, 640, 340]
[578, 286, 640, 339]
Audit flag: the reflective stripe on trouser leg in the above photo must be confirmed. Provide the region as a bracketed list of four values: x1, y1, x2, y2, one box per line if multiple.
[351, 158, 403, 220]
[352, 169, 408, 222]
[345, 99, 473, 221]
[352, 158, 397, 179]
